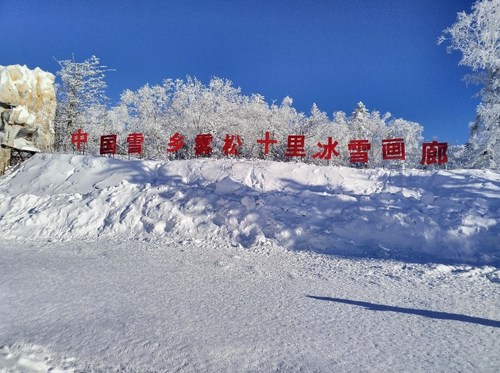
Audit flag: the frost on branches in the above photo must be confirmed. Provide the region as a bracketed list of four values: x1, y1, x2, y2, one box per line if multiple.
[54, 55, 113, 152]
[53, 58, 428, 168]
[439, 0, 500, 169]
[111, 83, 425, 167]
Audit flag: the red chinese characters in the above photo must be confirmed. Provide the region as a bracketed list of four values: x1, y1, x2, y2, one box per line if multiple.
[71, 129, 88, 151]
[223, 134, 243, 156]
[257, 131, 278, 155]
[382, 138, 405, 161]
[167, 132, 185, 153]
[194, 133, 213, 156]
[313, 137, 339, 160]
[127, 133, 145, 155]
[285, 135, 306, 157]
[73, 131, 450, 168]
[100, 134, 117, 155]
[348, 139, 371, 163]
[420, 141, 448, 165]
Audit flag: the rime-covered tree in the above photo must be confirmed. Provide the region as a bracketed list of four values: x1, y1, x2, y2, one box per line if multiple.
[266, 96, 307, 159]
[308, 103, 330, 138]
[104, 73, 426, 166]
[166, 77, 244, 157]
[117, 83, 171, 158]
[348, 102, 384, 167]
[341, 102, 424, 167]
[237, 93, 272, 158]
[386, 118, 424, 167]
[307, 104, 333, 163]
[439, 0, 500, 169]
[54, 55, 113, 152]
[330, 111, 351, 165]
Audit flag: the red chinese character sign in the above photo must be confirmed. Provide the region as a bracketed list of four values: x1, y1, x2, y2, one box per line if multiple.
[194, 133, 213, 156]
[313, 137, 339, 160]
[167, 132, 185, 153]
[420, 141, 448, 166]
[257, 131, 278, 156]
[348, 139, 371, 163]
[382, 138, 405, 161]
[67, 129, 452, 169]
[223, 134, 243, 156]
[71, 129, 88, 153]
[100, 134, 117, 156]
[285, 135, 306, 157]
[127, 133, 145, 156]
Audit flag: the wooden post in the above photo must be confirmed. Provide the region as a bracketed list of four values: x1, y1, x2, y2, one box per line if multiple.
[0, 146, 12, 175]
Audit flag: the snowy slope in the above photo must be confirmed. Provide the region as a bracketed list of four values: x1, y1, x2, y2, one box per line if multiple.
[0, 154, 499, 372]
[0, 154, 499, 264]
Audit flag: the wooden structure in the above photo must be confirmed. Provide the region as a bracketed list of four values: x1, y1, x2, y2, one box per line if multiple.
[0, 145, 37, 175]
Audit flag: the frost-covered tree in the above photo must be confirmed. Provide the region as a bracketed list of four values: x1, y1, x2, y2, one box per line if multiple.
[117, 83, 172, 158]
[103, 73, 426, 166]
[439, 0, 500, 169]
[308, 104, 331, 149]
[307, 103, 330, 139]
[236, 93, 272, 158]
[54, 55, 113, 152]
[166, 77, 245, 157]
[349, 102, 370, 137]
[386, 118, 424, 167]
[306, 104, 343, 165]
[330, 102, 424, 168]
[348, 102, 385, 167]
[266, 96, 307, 159]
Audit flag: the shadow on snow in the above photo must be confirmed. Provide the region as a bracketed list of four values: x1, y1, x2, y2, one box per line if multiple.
[91, 158, 500, 267]
[306, 295, 500, 329]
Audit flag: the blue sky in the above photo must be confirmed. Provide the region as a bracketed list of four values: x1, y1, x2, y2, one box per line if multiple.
[2, 0, 478, 144]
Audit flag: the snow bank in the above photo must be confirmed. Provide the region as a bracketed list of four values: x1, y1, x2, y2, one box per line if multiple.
[0, 154, 499, 265]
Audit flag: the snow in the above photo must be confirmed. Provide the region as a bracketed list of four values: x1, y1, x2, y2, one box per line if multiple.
[0, 154, 499, 372]
[1, 154, 499, 264]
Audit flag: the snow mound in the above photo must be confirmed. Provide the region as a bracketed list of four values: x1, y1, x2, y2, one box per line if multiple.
[1, 154, 499, 265]
[0, 345, 74, 373]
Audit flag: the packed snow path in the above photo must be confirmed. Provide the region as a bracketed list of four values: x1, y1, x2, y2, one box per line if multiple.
[0, 240, 499, 372]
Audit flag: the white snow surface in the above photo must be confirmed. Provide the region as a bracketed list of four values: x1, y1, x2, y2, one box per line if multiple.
[1, 154, 499, 264]
[0, 154, 499, 372]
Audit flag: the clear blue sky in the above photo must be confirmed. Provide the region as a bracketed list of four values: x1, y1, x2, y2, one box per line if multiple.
[2, 0, 478, 144]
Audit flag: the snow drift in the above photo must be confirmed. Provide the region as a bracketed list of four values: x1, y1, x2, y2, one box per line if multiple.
[0, 153, 499, 265]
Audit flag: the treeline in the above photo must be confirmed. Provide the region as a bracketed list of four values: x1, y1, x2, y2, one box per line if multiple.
[52, 0, 500, 170]
[54, 56, 467, 168]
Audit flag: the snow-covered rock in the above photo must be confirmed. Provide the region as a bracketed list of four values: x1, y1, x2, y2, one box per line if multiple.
[0, 64, 56, 151]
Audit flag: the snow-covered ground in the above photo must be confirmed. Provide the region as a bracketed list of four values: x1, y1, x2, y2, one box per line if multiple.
[0, 154, 499, 372]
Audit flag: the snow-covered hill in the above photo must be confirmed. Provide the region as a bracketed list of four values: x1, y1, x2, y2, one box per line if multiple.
[1, 154, 499, 265]
[0, 154, 499, 372]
